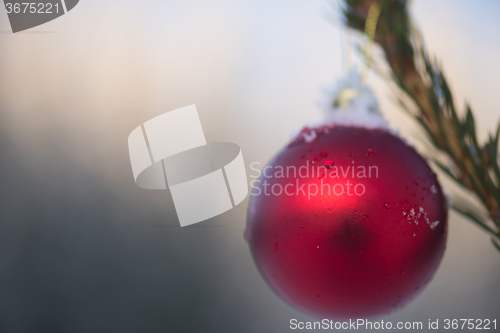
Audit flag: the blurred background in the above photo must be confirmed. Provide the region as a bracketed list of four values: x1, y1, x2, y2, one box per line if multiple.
[0, 0, 499, 332]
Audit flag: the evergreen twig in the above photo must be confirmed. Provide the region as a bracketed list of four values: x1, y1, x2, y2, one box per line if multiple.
[342, 0, 500, 251]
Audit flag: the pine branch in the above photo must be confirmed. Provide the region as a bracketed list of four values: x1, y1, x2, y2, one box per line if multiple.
[342, 0, 500, 251]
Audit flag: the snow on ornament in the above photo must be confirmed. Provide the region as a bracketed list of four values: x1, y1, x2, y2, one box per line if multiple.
[245, 72, 448, 319]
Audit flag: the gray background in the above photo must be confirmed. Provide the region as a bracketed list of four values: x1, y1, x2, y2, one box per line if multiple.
[0, 0, 499, 332]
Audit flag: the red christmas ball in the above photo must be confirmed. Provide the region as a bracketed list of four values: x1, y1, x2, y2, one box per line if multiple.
[246, 125, 448, 319]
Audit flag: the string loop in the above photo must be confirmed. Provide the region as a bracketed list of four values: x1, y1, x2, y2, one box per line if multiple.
[362, 3, 381, 83]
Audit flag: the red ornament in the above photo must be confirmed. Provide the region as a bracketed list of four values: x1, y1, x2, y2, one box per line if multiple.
[246, 124, 448, 319]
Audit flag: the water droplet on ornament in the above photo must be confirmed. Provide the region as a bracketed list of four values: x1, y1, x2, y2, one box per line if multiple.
[351, 234, 356, 239]
[431, 185, 437, 194]
[414, 179, 419, 185]
[364, 215, 369, 220]
[413, 232, 416, 236]
[300, 225, 303, 229]
[401, 270, 405, 274]
[404, 260, 408, 265]
[317, 246, 320, 248]
[405, 185, 409, 189]
[319, 151, 328, 158]
[430, 220, 440, 230]
[384, 202, 392, 209]
[324, 160, 334, 169]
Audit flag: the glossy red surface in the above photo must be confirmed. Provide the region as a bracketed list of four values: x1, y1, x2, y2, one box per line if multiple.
[246, 126, 448, 319]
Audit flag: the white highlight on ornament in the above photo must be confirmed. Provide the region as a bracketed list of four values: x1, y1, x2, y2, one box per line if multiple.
[303, 130, 317, 143]
[401, 205, 439, 230]
[431, 185, 438, 194]
[430, 221, 440, 230]
[319, 70, 389, 130]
